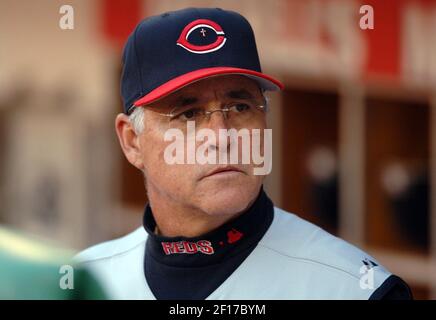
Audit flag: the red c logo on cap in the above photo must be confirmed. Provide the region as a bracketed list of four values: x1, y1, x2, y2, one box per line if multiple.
[177, 19, 226, 54]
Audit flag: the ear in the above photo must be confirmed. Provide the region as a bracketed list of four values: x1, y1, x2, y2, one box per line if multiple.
[115, 113, 145, 170]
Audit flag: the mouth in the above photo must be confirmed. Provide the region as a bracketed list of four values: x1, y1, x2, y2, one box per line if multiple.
[202, 166, 245, 179]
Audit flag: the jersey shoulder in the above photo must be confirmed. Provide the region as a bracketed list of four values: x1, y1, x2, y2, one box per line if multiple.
[74, 227, 147, 264]
[252, 207, 394, 298]
[73, 227, 150, 299]
[260, 207, 388, 280]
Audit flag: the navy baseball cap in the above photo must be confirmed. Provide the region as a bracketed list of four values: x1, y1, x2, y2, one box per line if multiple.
[121, 7, 283, 114]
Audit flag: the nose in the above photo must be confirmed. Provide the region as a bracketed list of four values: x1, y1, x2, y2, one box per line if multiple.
[201, 99, 230, 129]
[207, 109, 229, 128]
[202, 104, 231, 153]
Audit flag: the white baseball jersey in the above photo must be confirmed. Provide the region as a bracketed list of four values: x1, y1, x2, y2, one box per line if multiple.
[75, 191, 411, 300]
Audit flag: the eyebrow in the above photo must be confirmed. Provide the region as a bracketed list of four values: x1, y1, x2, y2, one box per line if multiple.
[226, 89, 256, 100]
[172, 89, 257, 108]
[173, 96, 199, 108]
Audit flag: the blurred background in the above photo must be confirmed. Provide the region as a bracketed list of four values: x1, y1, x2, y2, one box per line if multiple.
[0, 0, 435, 299]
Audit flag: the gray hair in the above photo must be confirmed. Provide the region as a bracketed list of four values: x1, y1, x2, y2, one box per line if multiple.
[129, 107, 145, 134]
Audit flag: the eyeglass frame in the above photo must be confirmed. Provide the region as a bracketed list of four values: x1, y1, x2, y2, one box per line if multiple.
[127, 95, 269, 123]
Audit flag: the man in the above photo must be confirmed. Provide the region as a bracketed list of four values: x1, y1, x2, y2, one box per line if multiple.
[76, 7, 412, 300]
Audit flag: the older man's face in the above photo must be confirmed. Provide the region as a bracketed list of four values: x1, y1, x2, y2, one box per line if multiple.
[136, 75, 267, 216]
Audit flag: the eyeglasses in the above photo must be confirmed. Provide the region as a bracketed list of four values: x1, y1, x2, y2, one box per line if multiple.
[144, 99, 268, 131]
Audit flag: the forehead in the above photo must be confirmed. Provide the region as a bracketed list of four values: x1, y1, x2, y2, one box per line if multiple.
[148, 75, 262, 108]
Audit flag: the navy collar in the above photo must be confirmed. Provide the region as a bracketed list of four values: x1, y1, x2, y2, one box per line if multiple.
[142, 187, 274, 268]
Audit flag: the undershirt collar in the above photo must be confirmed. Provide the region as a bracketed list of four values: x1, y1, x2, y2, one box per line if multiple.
[142, 187, 274, 269]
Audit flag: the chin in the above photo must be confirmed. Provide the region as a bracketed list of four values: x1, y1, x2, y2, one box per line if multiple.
[196, 183, 261, 216]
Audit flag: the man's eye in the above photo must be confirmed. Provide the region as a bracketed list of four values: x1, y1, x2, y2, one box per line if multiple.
[232, 103, 251, 112]
[176, 108, 200, 120]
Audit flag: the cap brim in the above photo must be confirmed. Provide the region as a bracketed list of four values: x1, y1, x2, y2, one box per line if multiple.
[133, 67, 284, 107]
